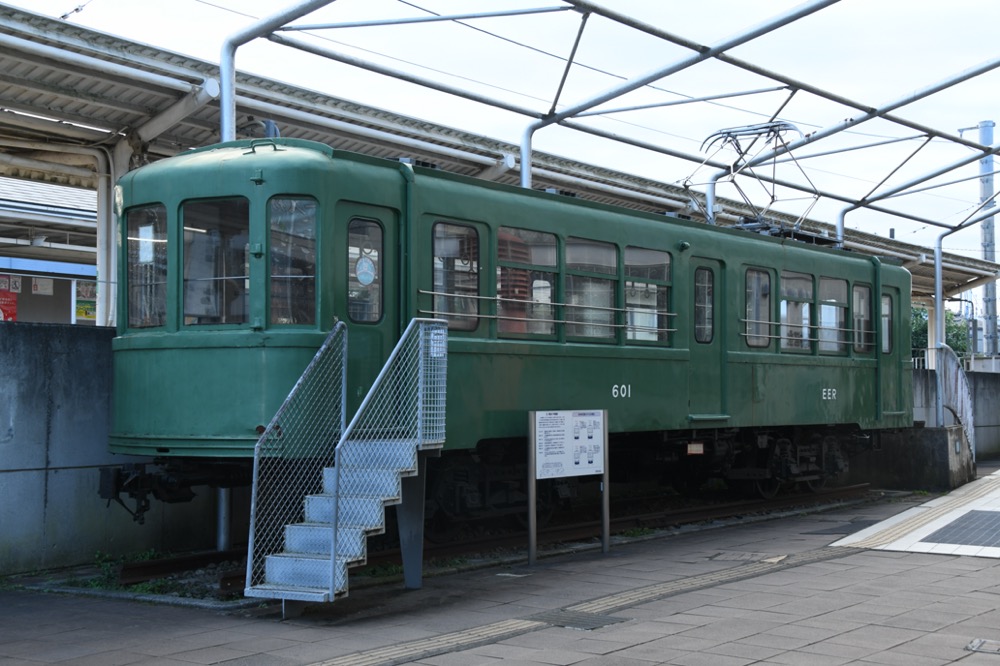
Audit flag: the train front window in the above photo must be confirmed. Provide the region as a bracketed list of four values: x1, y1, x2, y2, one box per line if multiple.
[182, 197, 250, 326]
[566, 237, 616, 339]
[780, 270, 812, 352]
[348, 218, 383, 323]
[270, 197, 316, 325]
[625, 246, 671, 343]
[818, 277, 848, 354]
[126, 204, 167, 328]
[433, 223, 479, 330]
[497, 226, 556, 336]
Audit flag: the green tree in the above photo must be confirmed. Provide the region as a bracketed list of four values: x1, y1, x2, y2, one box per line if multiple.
[911, 306, 967, 354]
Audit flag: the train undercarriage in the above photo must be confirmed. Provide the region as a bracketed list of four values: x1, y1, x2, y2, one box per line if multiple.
[99, 424, 870, 531]
[424, 424, 868, 528]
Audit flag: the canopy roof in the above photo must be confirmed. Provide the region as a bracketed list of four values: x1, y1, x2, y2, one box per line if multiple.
[0, 1, 996, 303]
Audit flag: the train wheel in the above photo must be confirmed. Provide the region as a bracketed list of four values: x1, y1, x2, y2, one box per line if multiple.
[803, 477, 827, 493]
[754, 478, 781, 499]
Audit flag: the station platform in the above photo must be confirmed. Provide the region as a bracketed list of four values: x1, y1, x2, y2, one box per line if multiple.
[5, 468, 1000, 666]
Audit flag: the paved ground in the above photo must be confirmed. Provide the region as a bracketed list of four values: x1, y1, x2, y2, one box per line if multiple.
[5, 470, 1000, 665]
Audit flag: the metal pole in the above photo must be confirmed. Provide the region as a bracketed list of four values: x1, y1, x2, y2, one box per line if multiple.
[980, 121, 997, 355]
[217, 487, 231, 551]
[601, 411, 609, 555]
[527, 416, 537, 566]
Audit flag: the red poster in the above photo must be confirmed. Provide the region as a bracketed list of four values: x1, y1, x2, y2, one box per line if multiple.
[0, 291, 16, 321]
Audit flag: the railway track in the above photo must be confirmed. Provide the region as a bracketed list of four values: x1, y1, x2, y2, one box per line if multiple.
[115, 483, 872, 597]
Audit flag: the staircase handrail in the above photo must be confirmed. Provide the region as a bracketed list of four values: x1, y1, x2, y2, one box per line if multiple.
[936, 343, 976, 460]
[327, 318, 448, 598]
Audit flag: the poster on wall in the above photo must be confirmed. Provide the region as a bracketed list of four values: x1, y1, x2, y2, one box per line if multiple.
[0, 291, 17, 321]
[32, 277, 54, 296]
[75, 281, 96, 321]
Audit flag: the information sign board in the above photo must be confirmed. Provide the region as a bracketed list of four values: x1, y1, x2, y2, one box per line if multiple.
[532, 409, 605, 479]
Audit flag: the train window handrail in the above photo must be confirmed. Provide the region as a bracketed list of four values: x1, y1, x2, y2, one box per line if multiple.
[418, 289, 678, 334]
[739, 317, 876, 348]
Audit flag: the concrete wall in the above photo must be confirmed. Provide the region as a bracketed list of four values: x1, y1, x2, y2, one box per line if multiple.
[846, 425, 974, 490]
[913, 368, 1000, 460]
[970, 372, 1000, 460]
[0, 323, 216, 576]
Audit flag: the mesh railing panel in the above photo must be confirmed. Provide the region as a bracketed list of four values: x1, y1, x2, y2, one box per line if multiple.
[338, 319, 448, 453]
[245, 322, 347, 591]
[245, 319, 447, 599]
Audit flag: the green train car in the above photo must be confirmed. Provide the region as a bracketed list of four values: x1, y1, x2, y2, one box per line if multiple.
[110, 137, 911, 512]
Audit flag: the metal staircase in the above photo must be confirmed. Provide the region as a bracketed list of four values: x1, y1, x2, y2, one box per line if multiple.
[244, 319, 448, 614]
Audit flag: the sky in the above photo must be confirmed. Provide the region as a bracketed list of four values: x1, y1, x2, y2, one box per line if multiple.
[6, 0, 1000, 266]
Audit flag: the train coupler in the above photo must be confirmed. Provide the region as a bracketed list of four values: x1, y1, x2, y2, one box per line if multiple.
[98, 463, 196, 524]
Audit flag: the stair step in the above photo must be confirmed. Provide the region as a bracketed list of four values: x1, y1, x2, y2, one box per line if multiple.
[244, 582, 339, 603]
[285, 522, 368, 560]
[323, 467, 402, 499]
[264, 552, 348, 592]
[304, 494, 388, 527]
[337, 440, 418, 470]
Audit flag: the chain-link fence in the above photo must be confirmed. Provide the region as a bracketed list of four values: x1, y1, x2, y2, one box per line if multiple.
[245, 322, 347, 595]
[245, 319, 447, 601]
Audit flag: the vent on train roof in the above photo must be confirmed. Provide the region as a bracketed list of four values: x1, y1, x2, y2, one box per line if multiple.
[735, 216, 838, 246]
[541, 187, 577, 197]
[397, 157, 439, 169]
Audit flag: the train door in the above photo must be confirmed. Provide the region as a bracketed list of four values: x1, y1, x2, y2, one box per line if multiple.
[688, 258, 727, 420]
[880, 286, 903, 416]
[338, 202, 398, 414]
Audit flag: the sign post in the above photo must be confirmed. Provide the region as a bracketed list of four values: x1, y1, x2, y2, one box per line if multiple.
[527, 409, 609, 565]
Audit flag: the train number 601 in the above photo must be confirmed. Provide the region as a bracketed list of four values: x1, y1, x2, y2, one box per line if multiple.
[612, 384, 632, 398]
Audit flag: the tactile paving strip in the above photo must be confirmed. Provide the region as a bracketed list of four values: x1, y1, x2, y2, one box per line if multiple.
[836, 475, 1000, 550]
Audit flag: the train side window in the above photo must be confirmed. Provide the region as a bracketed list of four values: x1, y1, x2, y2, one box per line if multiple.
[744, 268, 771, 348]
[126, 204, 167, 329]
[433, 222, 480, 330]
[818, 277, 848, 354]
[182, 197, 250, 326]
[348, 218, 383, 323]
[694, 267, 713, 343]
[497, 226, 556, 336]
[269, 197, 316, 326]
[625, 246, 671, 344]
[881, 294, 893, 353]
[566, 237, 616, 340]
[853, 284, 873, 352]
[780, 270, 812, 351]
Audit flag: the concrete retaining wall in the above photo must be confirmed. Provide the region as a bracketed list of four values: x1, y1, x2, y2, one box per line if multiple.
[0, 323, 217, 576]
[913, 368, 1000, 460]
[846, 425, 974, 490]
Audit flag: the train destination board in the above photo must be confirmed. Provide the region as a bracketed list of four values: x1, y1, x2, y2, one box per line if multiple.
[531, 409, 606, 479]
